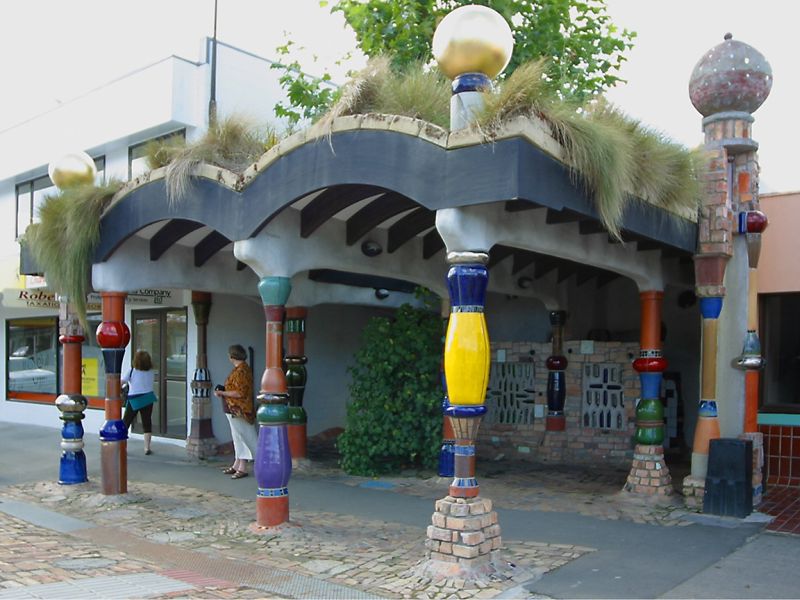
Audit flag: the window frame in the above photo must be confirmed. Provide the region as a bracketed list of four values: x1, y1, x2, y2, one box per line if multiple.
[128, 129, 185, 180]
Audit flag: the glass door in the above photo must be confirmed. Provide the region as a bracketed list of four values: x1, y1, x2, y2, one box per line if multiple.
[132, 308, 187, 438]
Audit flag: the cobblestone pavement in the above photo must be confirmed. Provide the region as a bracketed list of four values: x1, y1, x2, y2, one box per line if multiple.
[0, 480, 593, 599]
[294, 453, 695, 527]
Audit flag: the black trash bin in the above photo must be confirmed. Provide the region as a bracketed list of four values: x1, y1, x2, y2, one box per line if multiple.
[703, 438, 753, 518]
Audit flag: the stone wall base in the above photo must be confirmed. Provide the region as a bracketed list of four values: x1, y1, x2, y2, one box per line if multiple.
[623, 444, 673, 496]
[186, 437, 220, 459]
[425, 496, 501, 580]
[683, 475, 706, 510]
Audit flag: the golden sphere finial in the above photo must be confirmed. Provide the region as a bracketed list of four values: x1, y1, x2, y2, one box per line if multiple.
[432, 5, 514, 80]
[48, 152, 96, 190]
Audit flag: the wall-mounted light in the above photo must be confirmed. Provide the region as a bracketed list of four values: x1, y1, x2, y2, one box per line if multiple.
[361, 240, 383, 257]
[374, 288, 390, 300]
[517, 276, 533, 290]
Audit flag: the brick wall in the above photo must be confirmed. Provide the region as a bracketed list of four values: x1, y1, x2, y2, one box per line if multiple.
[478, 340, 639, 466]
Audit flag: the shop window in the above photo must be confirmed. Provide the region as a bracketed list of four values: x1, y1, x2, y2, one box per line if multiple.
[761, 293, 800, 410]
[128, 130, 185, 180]
[6, 317, 58, 396]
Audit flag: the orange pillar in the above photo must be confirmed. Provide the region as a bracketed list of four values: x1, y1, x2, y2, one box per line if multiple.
[95, 292, 130, 495]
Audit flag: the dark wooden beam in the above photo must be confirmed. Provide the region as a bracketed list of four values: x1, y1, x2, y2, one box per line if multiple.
[150, 220, 203, 261]
[596, 271, 620, 288]
[422, 229, 445, 259]
[575, 268, 596, 287]
[545, 208, 581, 225]
[505, 199, 543, 212]
[578, 220, 607, 236]
[557, 263, 579, 283]
[387, 207, 435, 253]
[236, 260, 247, 271]
[194, 231, 230, 268]
[636, 240, 662, 252]
[534, 257, 559, 279]
[300, 184, 383, 238]
[488, 245, 514, 269]
[512, 251, 537, 275]
[346, 193, 418, 246]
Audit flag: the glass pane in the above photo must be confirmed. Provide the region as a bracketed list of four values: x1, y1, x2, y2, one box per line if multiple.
[80, 314, 106, 397]
[16, 184, 31, 238]
[32, 176, 56, 224]
[133, 316, 161, 381]
[7, 317, 58, 394]
[94, 156, 105, 185]
[166, 379, 187, 437]
[165, 310, 187, 379]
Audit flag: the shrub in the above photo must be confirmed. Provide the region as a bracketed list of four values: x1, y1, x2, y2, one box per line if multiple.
[338, 301, 443, 476]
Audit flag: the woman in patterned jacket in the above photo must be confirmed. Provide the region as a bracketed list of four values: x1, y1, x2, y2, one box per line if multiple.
[215, 344, 258, 479]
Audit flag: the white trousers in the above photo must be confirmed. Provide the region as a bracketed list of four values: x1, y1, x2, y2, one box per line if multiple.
[226, 414, 259, 461]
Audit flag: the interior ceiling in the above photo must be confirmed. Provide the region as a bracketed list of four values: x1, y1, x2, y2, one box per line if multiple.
[122, 183, 690, 293]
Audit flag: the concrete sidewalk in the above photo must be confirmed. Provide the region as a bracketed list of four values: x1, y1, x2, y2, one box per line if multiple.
[0, 422, 795, 598]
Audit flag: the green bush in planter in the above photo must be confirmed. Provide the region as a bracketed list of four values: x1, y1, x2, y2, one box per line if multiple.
[338, 301, 443, 476]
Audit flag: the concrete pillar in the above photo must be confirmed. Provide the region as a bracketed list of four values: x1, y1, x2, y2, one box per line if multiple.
[187, 291, 219, 459]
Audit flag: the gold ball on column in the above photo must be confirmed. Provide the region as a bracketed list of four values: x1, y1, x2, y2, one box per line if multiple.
[48, 152, 96, 189]
[432, 5, 514, 80]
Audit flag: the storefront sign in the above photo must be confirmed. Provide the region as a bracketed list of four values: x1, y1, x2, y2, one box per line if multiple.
[2, 289, 175, 310]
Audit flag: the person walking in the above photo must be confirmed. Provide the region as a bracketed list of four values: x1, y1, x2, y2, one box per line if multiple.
[122, 350, 157, 455]
[215, 344, 258, 479]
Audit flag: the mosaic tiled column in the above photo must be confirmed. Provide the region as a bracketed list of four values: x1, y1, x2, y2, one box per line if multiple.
[95, 292, 130, 495]
[254, 276, 292, 527]
[187, 292, 218, 458]
[624, 291, 672, 496]
[426, 252, 501, 574]
[545, 310, 568, 432]
[285, 307, 308, 465]
[438, 298, 455, 477]
[56, 299, 88, 484]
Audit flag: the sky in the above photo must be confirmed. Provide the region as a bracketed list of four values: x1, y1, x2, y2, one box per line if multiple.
[1, 0, 797, 192]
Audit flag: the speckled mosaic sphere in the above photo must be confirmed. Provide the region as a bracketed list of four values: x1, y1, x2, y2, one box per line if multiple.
[689, 33, 772, 117]
[432, 5, 514, 79]
[48, 151, 96, 189]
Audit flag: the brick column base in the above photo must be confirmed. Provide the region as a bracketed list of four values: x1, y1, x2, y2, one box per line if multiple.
[739, 432, 764, 506]
[423, 496, 501, 579]
[623, 444, 673, 496]
[683, 476, 706, 510]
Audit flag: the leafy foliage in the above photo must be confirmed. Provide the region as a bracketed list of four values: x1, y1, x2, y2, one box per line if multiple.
[154, 115, 280, 204]
[338, 302, 444, 476]
[274, 0, 634, 119]
[25, 180, 123, 326]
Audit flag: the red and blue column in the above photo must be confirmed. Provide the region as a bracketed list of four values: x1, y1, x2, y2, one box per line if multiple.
[56, 300, 88, 484]
[632, 291, 667, 446]
[95, 292, 130, 495]
[255, 276, 292, 527]
[545, 310, 568, 431]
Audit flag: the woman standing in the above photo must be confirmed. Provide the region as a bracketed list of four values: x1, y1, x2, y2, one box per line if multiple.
[122, 350, 157, 455]
[215, 344, 258, 479]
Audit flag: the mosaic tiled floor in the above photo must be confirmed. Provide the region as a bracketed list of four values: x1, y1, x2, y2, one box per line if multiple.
[758, 486, 800, 534]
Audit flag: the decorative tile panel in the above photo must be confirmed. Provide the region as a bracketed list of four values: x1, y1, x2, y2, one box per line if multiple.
[582, 363, 625, 431]
[485, 362, 535, 426]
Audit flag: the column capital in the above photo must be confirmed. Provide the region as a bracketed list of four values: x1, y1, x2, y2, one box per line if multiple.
[258, 276, 291, 307]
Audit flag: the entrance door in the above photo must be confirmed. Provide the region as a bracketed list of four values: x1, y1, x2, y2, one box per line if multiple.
[131, 308, 187, 438]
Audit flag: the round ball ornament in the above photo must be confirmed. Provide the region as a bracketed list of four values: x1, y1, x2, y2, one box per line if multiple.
[432, 5, 514, 80]
[688, 33, 772, 117]
[48, 151, 96, 190]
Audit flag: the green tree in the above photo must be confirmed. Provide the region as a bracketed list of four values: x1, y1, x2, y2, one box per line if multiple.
[273, 0, 635, 122]
[337, 302, 443, 476]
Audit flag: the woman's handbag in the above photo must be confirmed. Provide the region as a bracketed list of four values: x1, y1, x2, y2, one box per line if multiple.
[216, 385, 231, 414]
[127, 391, 157, 411]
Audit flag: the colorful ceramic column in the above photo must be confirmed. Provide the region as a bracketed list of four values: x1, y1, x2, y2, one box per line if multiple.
[254, 276, 292, 527]
[443, 251, 490, 499]
[187, 291, 218, 458]
[438, 298, 455, 477]
[545, 310, 568, 431]
[285, 307, 308, 464]
[735, 188, 768, 432]
[56, 298, 88, 484]
[95, 292, 130, 495]
[633, 292, 667, 446]
[684, 34, 771, 506]
[624, 291, 673, 495]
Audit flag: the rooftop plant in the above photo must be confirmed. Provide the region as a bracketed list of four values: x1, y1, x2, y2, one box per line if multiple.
[322, 57, 702, 237]
[25, 180, 123, 326]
